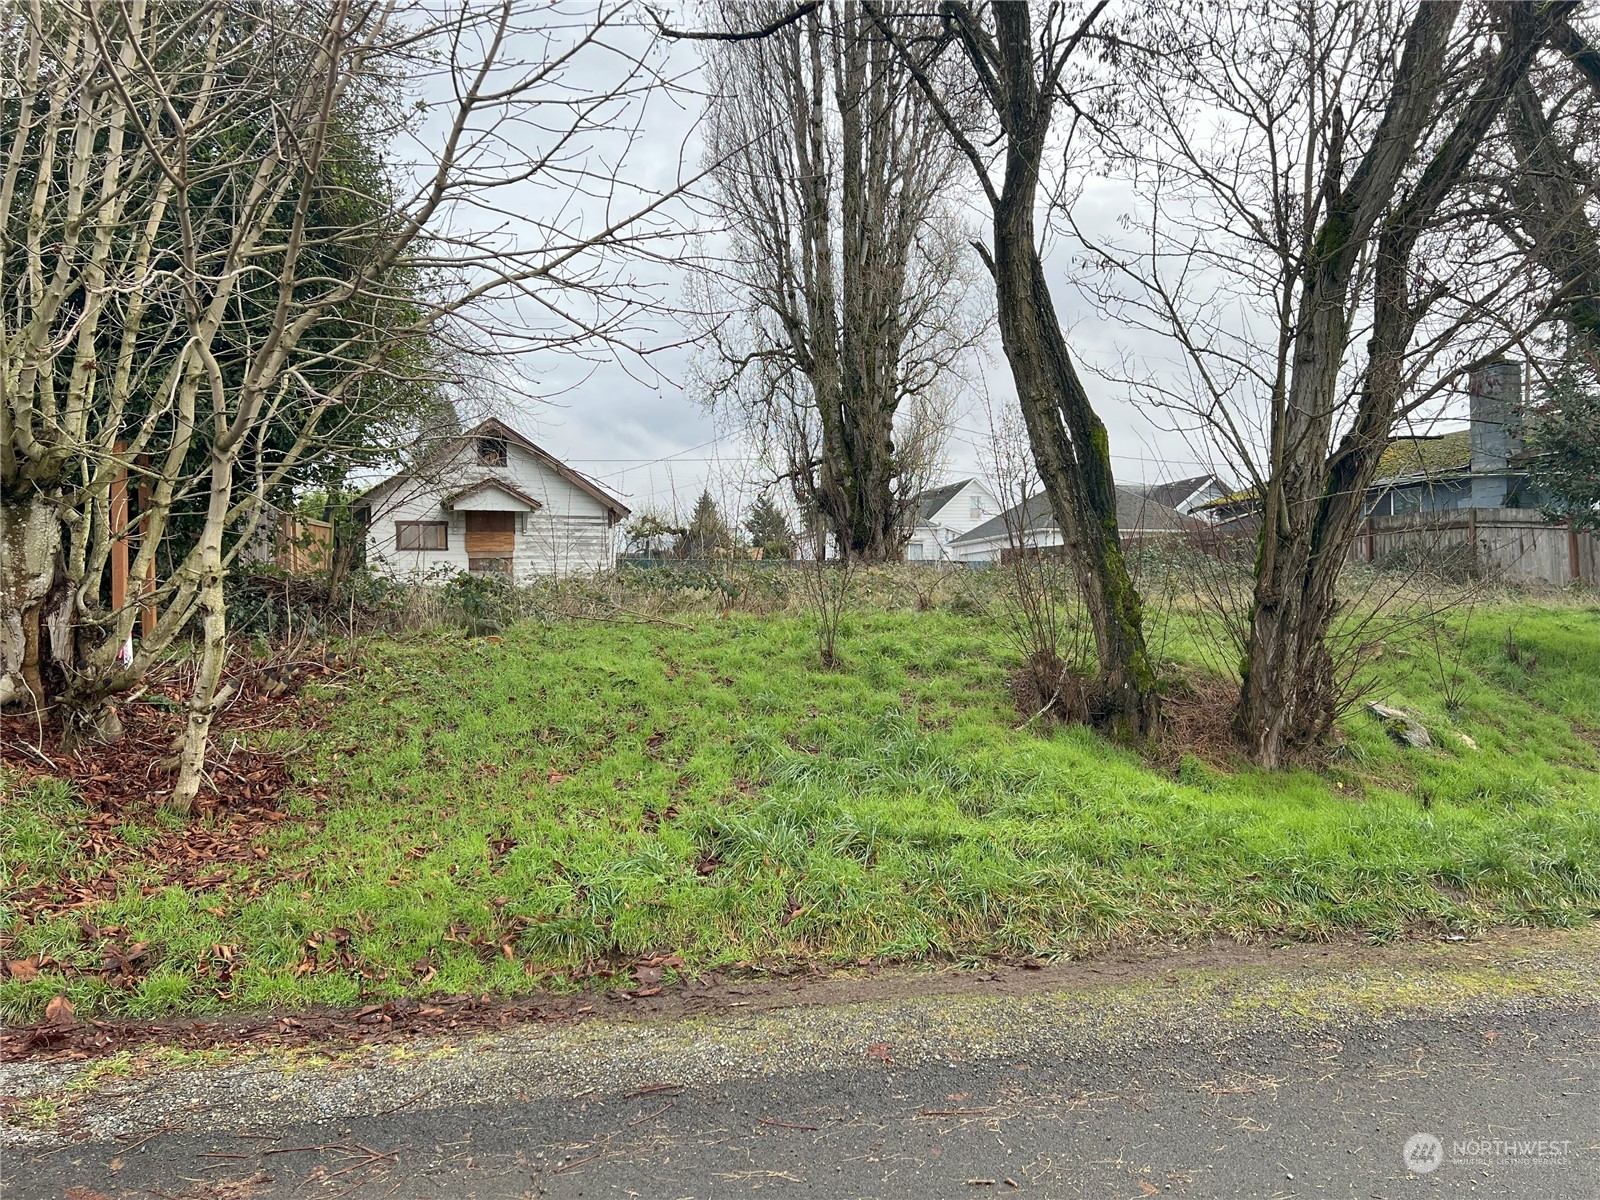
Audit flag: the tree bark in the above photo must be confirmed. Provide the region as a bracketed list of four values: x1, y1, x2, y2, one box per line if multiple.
[170, 504, 231, 814]
[0, 492, 68, 712]
[1237, 0, 1568, 765]
[978, 4, 1158, 736]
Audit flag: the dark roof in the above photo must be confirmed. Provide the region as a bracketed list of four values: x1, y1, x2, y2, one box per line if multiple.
[952, 488, 1194, 545]
[357, 417, 630, 522]
[916, 479, 974, 520]
[1139, 473, 1223, 511]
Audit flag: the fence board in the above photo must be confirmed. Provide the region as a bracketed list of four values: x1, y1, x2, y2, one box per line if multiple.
[1348, 507, 1596, 586]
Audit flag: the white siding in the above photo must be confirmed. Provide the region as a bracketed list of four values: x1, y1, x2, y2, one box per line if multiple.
[914, 480, 1000, 561]
[952, 527, 1052, 565]
[363, 439, 618, 582]
[1176, 479, 1229, 515]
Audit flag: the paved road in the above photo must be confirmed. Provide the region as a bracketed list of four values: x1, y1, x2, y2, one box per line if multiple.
[6, 938, 1600, 1198]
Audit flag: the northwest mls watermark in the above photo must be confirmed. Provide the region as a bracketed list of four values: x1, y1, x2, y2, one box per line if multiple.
[1404, 1132, 1574, 1174]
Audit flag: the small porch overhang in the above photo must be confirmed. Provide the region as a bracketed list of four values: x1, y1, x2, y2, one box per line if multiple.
[443, 479, 543, 513]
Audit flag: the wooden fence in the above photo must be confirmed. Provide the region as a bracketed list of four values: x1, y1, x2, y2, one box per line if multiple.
[1348, 507, 1598, 586]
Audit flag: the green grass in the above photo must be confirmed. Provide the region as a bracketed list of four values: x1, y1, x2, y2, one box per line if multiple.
[4, 595, 1599, 1021]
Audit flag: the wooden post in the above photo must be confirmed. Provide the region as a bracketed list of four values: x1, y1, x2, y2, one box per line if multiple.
[110, 440, 129, 615]
[1571, 525, 1582, 584]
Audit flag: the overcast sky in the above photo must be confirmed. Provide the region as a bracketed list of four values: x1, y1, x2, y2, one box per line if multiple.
[405, 3, 1452, 521]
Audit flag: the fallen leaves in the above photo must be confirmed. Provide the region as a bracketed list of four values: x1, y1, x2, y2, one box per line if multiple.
[1, 659, 329, 962]
[5, 990, 577, 1062]
[46, 993, 76, 1028]
[102, 941, 150, 979]
[866, 1042, 893, 1065]
[296, 928, 355, 976]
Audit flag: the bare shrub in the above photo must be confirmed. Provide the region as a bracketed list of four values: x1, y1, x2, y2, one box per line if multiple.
[799, 557, 854, 670]
[1000, 549, 1096, 728]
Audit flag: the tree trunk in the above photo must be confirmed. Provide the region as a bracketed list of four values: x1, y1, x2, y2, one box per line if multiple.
[1236, 0, 1562, 766]
[992, 226, 1159, 736]
[0, 492, 68, 713]
[984, 4, 1158, 736]
[169, 455, 234, 814]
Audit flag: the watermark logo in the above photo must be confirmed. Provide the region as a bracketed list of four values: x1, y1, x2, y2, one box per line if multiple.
[1404, 1133, 1444, 1174]
[1402, 1132, 1572, 1173]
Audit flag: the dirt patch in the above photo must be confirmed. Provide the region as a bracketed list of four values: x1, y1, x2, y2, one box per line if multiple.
[1145, 673, 1245, 771]
[1005, 653, 1094, 727]
[1, 657, 338, 992]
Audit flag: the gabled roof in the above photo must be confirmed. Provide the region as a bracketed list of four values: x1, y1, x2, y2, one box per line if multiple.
[916, 479, 976, 520]
[357, 417, 630, 522]
[952, 488, 1194, 545]
[1139, 473, 1225, 511]
[443, 478, 543, 510]
[1194, 486, 1261, 513]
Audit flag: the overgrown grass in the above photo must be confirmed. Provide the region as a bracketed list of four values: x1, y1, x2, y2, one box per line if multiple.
[4, 593, 1598, 1021]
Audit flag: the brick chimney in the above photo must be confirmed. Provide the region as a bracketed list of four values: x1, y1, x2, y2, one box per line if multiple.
[1468, 359, 1522, 508]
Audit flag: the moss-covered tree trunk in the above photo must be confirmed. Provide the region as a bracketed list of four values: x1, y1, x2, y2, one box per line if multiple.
[1237, 0, 1562, 766]
[983, 4, 1159, 736]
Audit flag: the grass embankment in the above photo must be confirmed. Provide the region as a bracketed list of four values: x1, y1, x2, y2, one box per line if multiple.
[3, 597, 1599, 1020]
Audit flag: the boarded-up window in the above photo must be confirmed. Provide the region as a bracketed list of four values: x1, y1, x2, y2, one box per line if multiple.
[465, 510, 515, 555]
[396, 520, 447, 550]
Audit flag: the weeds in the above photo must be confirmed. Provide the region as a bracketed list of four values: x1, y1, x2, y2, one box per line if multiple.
[798, 556, 853, 668]
[1424, 598, 1478, 715]
[3, 584, 1596, 1022]
[1504, 624, 1539, 673]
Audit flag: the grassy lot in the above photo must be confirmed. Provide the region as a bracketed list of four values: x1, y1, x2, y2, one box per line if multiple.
[3, 589, 1599, 1020]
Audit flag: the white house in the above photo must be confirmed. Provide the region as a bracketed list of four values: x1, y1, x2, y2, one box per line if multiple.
[353, 418, 630, 582]
[1137, 473, 1233, 518]
[906, 479, 1000, 562]
[948, 490, 1196, 565]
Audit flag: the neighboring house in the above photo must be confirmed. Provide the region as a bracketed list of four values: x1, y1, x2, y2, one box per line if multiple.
[1137, 473, 1233, 517]
[1365, 360, 1545, 516]
[948, 489, 1196, 565]
[1181, 360, 1595, 583]
[1196, 360, 1546, 525]
[906, 479, 1000, 562]
[1353, 360, 1597, 584]
[353, 418, 630, 582]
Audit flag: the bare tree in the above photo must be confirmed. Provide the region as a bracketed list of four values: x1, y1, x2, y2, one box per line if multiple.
[1504, 21, 1600, 355]
[866, 0, 1161, 737]
[1, 0, 702, 809]
[686, 0, 976, 562]
[1082, 0, 1579, 764]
